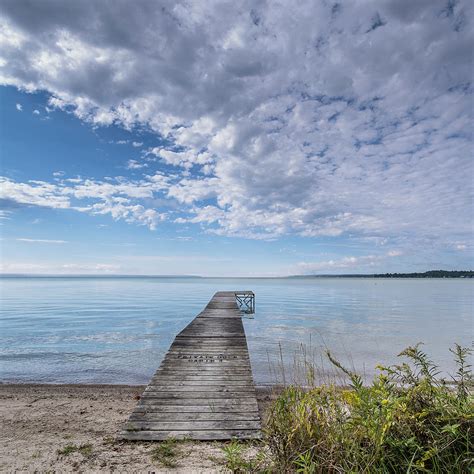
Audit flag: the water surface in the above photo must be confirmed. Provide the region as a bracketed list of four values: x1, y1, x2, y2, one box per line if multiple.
[0, 277, 472, 384]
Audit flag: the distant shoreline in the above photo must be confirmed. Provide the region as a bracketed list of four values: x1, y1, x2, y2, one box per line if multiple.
[290, 270, 474, 279]
[0, 270, 472, 278]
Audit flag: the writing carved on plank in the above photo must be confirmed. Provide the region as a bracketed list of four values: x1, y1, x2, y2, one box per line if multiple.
[177, 354, 241, 363]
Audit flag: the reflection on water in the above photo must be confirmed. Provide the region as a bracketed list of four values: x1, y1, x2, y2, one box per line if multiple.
[0, 277, 472, 384]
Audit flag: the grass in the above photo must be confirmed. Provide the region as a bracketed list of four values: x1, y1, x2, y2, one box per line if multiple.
[220, 439, 268, 473]
[151, 438, 179, 468]
[264, 343, 473, 473]
[57, 443, 92, 457]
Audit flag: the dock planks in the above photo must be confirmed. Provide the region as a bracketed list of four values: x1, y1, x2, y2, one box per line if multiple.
[119, 291, 261, 440]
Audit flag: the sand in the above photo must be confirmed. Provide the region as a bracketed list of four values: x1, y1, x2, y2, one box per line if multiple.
[0, 384, 276, 473]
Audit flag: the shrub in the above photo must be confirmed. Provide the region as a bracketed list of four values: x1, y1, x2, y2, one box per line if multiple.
[265, 344, 473, 472]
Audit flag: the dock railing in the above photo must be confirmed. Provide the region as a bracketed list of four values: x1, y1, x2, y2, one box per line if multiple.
[235, 291, 255, 314]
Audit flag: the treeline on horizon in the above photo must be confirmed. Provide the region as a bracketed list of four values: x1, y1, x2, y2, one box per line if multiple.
[298, 270, 474, 278]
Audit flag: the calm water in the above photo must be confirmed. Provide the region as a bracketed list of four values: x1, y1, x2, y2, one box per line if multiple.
[0, 277, 472, 385]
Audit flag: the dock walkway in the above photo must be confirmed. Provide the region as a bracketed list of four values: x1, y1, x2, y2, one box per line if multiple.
[119, 291, 261, 440]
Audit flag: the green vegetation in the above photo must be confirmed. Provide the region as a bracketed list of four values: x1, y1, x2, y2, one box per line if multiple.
[151, 438, 179, 468]
[292, 270, 474, 278]
[265, 344, 473, 472]
[221, 439, 249, 473]
[57, 443, 92, 457]
[371, 270, 474, 278]
[220, 439, 267, 473]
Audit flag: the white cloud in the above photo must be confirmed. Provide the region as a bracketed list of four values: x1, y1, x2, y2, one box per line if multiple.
[126, 159, 147, 170]
[15, 103, 22, 111]
[0, 177, 70, 209]
[33, 109, 40, 114]
[0, 0, 472, 252]
[0, 175, 169, 230]
[132, 141, 143, 147]
[16, 238, 67, 243]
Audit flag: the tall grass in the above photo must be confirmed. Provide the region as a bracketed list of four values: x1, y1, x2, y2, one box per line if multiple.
[265, 343, 473, 472]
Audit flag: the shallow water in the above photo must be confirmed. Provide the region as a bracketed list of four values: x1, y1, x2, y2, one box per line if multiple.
[0, 277, 472, 384]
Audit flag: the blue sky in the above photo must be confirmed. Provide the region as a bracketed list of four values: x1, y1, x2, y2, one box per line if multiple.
[0, 0, 472, 276]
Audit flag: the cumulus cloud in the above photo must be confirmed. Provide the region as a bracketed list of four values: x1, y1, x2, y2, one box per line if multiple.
[0, 0, 472, 249]
[15, 103, 22, 111]
[0, 175, 169, 230]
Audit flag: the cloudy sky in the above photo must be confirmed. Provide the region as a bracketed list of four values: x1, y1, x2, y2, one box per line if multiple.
[0, 0, 472, 276]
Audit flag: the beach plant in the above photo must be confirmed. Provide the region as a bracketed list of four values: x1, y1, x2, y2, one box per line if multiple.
[220, 439, 270, 473]
[151, 437, 179, 468]
[221, 439, 247, 473]
[57, 443, 92, 457]
[265, 343, 473, 473]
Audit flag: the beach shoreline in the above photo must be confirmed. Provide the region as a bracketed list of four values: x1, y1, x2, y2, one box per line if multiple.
[0, 383, 276, 473]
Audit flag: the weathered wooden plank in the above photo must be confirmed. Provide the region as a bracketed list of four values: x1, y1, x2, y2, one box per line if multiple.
[182, 321, 243, 329]
[167, 353, 250, 357]
[173, 337, 247, 342]
[129, 412, 260, 421]
[148, 377, 254, 385]
[171, 343, 248, 349]
[165, 356, 250, 361]
[197, 314, 242, 318]
[157, 369, 253, 376]
[158, 364, 252, 370]
[180, 323, 244, 329]
[124, 420, 261, 431]
[152, 369, 252, 376]
[167, 346, 249, 352]
[119, 430, 262, 441]
[137, 399, 258, 407]
[162, 358, 250, 364]
[145, 386, 255, 393]
[153, 365, 252, 371]
[206, 304, 239, 309]
[161, 357, 250, 364]
[180, 324, 245, 331]
[199, 306, 241, 311]
[206, 299, 236, 304]
[157, 366, 252, 373]
[153, 367, 252, 373]
[136, 400, 259, 409]
[141, 390, 255, 400]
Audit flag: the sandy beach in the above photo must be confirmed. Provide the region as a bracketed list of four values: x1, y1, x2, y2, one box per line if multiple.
[0, 384, 275, 473]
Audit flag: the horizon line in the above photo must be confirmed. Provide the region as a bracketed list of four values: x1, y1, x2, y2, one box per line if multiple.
[0, 270, 472, 279]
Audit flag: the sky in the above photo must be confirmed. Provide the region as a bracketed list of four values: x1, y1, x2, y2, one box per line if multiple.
[0, 0, 472, 276]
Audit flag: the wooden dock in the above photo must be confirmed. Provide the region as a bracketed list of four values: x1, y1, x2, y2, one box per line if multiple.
[119, 291, 261, 440]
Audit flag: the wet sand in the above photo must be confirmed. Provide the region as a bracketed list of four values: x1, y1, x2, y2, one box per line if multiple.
[0, 384, 276, 473]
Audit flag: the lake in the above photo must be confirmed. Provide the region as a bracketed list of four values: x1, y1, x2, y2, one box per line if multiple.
[0, 277, 472, 385]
